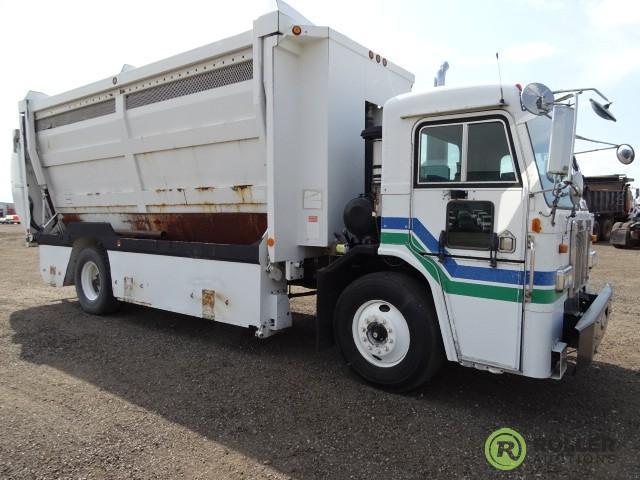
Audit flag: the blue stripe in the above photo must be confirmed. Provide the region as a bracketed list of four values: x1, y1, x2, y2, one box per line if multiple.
[381, 217, 410, 230]
[382, 216, 556, 287]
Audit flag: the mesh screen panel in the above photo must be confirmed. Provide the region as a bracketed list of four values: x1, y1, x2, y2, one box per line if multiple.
[35, 99, 116, 132]
[126, 60, 253, 110]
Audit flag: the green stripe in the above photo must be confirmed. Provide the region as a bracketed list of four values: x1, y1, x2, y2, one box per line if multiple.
[379, 231, 562, 304]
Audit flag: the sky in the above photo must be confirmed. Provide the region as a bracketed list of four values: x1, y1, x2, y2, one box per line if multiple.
[0, 0, 638, 202]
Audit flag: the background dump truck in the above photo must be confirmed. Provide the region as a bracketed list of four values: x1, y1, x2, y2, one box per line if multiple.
[583, 174, 634, 242]
[12, 4, 630, 391]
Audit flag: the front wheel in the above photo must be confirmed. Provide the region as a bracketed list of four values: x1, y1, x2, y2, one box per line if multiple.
[334, 271, 444, 392]
[74, 246, 120, 315]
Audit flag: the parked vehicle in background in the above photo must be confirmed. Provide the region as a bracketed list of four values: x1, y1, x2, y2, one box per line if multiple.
[583, 174, 634, 242]
[611, 193, 640, 248]
[1, 215, 21, 224]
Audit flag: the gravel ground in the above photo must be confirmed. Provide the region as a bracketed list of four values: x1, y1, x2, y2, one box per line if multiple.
[0, 223, 638, 479]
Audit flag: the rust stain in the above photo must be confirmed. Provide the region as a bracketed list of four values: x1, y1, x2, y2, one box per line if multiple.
[62, 212, 266, 244]
[231, 184, 254, 204]
[215, 291, 230, 307]
[155, 188, 173, 193]
[194, 186, 215, 192]
[61, 213, 81, 224]
[202, 289, 216, 320]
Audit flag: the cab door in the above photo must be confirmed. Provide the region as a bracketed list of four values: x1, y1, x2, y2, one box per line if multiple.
[410, 113, 527, 370]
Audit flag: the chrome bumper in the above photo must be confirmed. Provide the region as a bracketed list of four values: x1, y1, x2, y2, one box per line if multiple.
[574, 284, 612, 370]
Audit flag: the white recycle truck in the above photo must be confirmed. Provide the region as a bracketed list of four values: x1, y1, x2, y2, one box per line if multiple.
[11, 4, 635, 390]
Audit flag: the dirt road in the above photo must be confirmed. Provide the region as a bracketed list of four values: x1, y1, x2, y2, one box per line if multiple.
[0, 224, 638, 479]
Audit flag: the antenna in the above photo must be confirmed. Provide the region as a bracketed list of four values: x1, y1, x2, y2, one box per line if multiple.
[496, 52, 505, 104]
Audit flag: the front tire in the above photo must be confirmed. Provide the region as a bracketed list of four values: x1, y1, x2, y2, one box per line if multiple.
[334, 271, 444, 392]
[74, 246, 120, 315]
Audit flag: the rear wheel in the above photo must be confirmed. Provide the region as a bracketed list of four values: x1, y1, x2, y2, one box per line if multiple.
[334, 271, 444, 392]
[74, 246, 120, 315]
[600, 218, 613, 242]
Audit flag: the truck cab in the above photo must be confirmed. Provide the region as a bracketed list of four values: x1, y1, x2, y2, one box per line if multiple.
[322, 82, 626, 389]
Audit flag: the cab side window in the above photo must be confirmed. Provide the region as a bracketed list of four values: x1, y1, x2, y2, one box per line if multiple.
[416, 119, 517, 184]
[418, 125, 462, 182]
[467, 122, 515, 182]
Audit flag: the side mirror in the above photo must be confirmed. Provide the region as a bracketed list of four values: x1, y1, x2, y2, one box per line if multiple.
[617, 144, 635, 165]
[521, 83, 554, 116]
[547, 105, 576, 176]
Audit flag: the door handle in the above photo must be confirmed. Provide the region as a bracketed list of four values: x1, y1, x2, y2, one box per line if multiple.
[438, 230, 447, 263]
[489, 232, 499, 268]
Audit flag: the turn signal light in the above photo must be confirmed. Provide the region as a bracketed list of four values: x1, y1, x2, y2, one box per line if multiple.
[558, 243, 569, 254]
[531, 218, 542, 233]
[591, 234, 598, 242]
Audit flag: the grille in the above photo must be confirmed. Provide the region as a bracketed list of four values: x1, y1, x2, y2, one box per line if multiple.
[126, 60, 253, 110]
[571, 219, 591, 292]
[35, 99, 116, 132]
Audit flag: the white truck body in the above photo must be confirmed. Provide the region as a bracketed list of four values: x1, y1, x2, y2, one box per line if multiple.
[14, 3, 614, 390]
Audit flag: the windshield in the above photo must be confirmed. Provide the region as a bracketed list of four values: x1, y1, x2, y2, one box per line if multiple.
[526, 116, 573, 209]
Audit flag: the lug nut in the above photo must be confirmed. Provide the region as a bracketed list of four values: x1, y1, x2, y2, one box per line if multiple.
[389, 339, 394, 344]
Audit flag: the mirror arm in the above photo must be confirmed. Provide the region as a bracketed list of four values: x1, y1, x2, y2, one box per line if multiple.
[575, 134, 618, 147]
[575, 146, 617, 155]
[553, 87, 610, 103]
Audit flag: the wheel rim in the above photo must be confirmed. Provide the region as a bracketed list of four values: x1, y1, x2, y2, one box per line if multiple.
[351, 299, 410, 368]
[80, 261, 101, 302]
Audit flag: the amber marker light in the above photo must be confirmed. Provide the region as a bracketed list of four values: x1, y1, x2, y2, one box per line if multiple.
[558, 243, 569, 254]
[267, 237, 276, 247]
[292, 25, 302, 35]
[531, 218, 542, 233]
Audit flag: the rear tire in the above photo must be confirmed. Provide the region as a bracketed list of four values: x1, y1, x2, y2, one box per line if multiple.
[333, 271, 444, 392]
[600, 218, 613, 242]
[74, 246, 120, 315]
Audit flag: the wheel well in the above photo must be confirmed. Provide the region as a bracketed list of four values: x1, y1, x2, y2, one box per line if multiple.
[63, 237, 101, 286]
[316, 248, 435, 349]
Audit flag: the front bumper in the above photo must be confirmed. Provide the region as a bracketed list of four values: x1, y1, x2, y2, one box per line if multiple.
[564, 284, 612, 371]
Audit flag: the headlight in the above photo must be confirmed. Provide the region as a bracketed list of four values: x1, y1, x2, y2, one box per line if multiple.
[556, 266, 573, 291]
